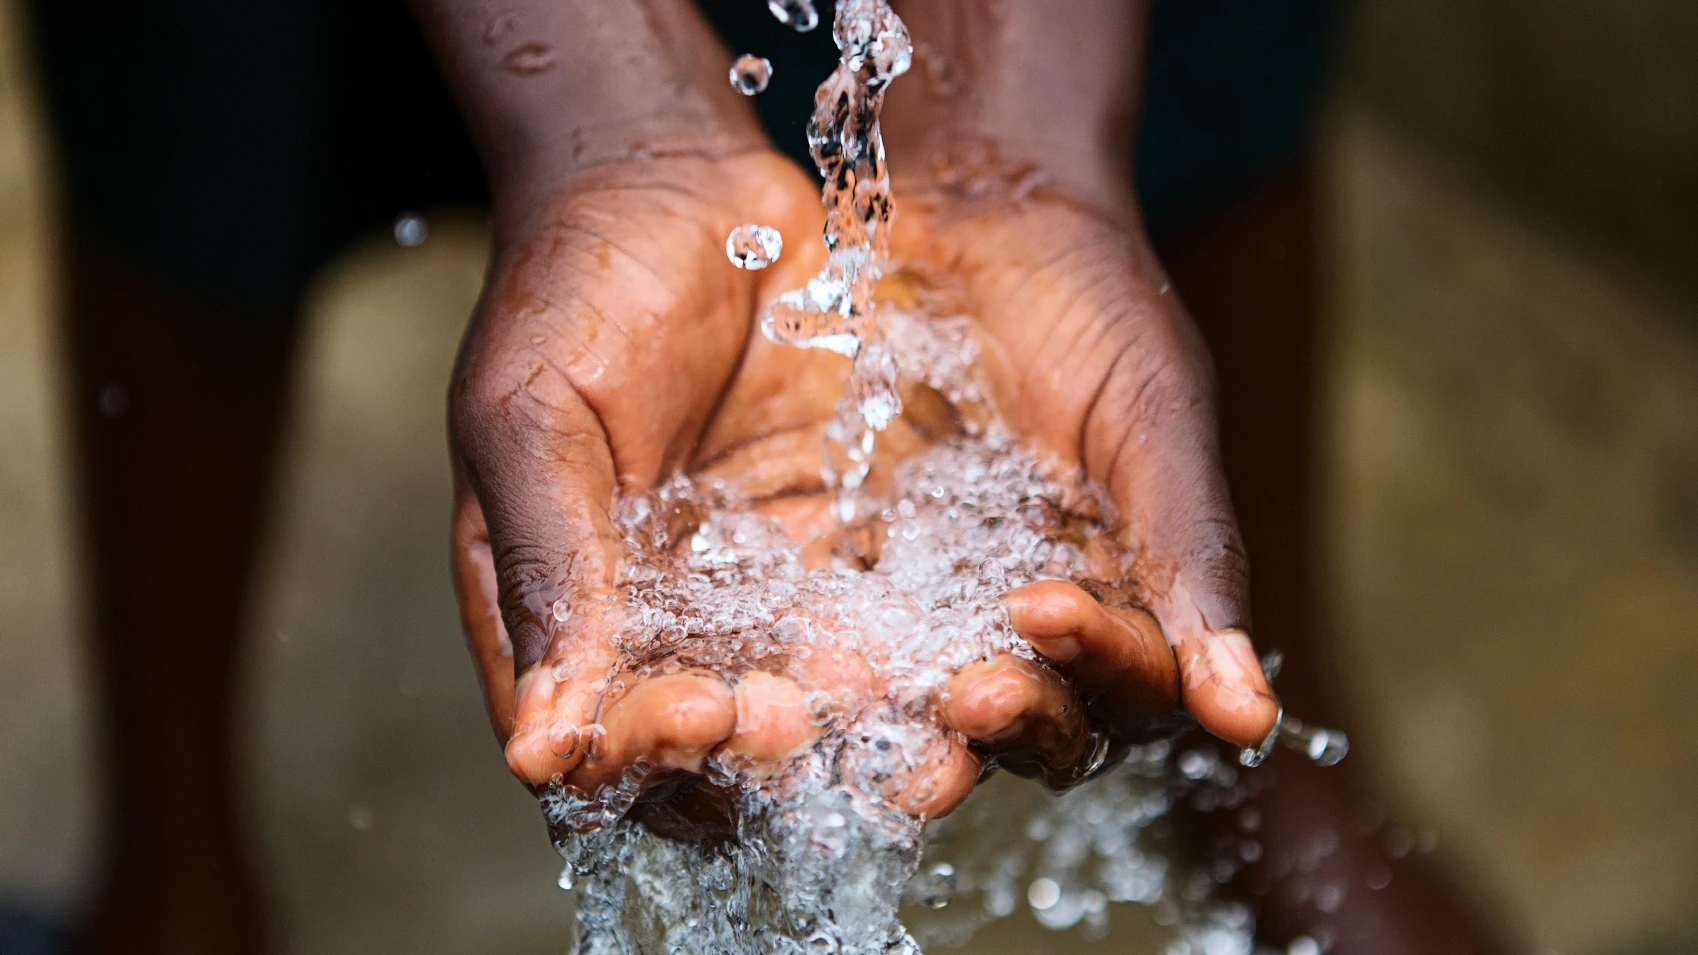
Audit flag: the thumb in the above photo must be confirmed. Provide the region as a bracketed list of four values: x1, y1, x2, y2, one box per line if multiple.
[450, 331, 630, 784]
[1084, 323, 1280, 751]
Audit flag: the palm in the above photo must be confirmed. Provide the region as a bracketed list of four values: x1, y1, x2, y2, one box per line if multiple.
[449, 156, 1273, 832]
[893, 192, 1279, 748]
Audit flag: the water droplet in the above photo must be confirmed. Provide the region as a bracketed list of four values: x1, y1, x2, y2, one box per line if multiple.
[552, 598, 573, 622]
[1276, 716, 1349, 766]
[557, 864, 575, 890]
[729, 55, 772, 95]
[916, 862, 955, 908]
[502, 42, 555, 74]
[726, 224, 783, 270]
[393, 213, 428, 247]
[767, 0, 819, 31]
[549, 721, 581, 759]
[582, 723, 608, 761]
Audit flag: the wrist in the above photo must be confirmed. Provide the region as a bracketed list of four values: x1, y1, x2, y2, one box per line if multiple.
[882, 0, 1146, 221]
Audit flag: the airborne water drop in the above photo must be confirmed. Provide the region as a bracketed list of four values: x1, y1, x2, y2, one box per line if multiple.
[726, 224, 783, 270]
[729, 54, 772, 95]
[767, 0, 819, 31]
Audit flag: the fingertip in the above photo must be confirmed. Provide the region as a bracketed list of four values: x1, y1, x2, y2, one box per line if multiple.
[505, 725, 582, 787]
[1180, 629, 1280, 748]
[898, 737, 979, 819]
[640, 674, 739, 767]
[944, 659, 1044, 743]
[725, 671, 821, 763]
[1004, 580, 1097, 662]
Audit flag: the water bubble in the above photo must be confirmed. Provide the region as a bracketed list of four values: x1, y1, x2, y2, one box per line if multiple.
[551, 598, 572, 623]
[1027, 877, 1061, 911]
[548, 721, 581, 759]
[767, 0, 819, 31]
[729, 54, 773, 95]
[726, 224, 783, 270]
[392, 213, 428, 247]
[582, 723, 607, 761]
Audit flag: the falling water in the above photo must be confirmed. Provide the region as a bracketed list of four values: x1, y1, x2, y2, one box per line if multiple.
[546, 2, 1350, 953]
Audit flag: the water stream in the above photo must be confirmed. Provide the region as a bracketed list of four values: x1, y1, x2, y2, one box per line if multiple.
[546, 3, 1348, 953]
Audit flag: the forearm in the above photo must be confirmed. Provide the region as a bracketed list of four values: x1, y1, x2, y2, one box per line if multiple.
[411, 0, 766, 217]
[884, 0, 1150, 215]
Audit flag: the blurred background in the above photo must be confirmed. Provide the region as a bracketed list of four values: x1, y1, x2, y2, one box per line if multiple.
[0, 1, 1695, 954]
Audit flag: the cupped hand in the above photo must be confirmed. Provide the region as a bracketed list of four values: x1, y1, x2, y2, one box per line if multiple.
[892, 181, 1282, 755]
[448, 147, 1260, 831]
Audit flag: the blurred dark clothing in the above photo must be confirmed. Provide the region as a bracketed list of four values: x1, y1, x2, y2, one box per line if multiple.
[27, 0, 1335, 313]
[27, 0, 484, 309]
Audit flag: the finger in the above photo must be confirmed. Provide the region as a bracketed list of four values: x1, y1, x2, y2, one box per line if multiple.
[719, 670, 823, 765]
[453, 293, 639, 787]
[573, 672, 738, 791]
[1082, 305, 1279, 749]
[944, 655, 1094, 789]
[1004, 580, 1180, 733]
[451, 467, 517, 740]
[894, 733, 979, 818]
[503, 662, 608, 785]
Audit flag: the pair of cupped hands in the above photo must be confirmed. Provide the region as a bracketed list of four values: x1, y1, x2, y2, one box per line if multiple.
[447, 145, 1279, 828]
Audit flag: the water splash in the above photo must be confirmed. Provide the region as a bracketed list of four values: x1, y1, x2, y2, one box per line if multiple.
[730, 54, 774, 95]
[761, 0, 913, 502]
[543, 1, 1350, 952]
[726, 223, 784, 270]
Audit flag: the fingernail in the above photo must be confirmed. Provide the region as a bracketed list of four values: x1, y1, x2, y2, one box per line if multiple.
[1213, 630, 1272, 695]
[1036, 635, 1081, 664]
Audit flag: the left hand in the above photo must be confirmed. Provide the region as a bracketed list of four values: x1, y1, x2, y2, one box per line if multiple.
[889, 180, 1283, 762]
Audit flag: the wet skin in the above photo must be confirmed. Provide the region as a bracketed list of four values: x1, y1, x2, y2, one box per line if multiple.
[446, 148, 1278, 822]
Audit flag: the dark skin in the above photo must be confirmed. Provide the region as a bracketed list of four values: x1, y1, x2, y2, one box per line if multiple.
[56, 1, 1495, 953]
[419, 0, 1276, 815]
[419, 0, 1502, 950]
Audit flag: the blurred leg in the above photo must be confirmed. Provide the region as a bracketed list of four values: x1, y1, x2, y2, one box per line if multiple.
[1158, 166, 1504, 955]
[64, 232, 297, 955]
